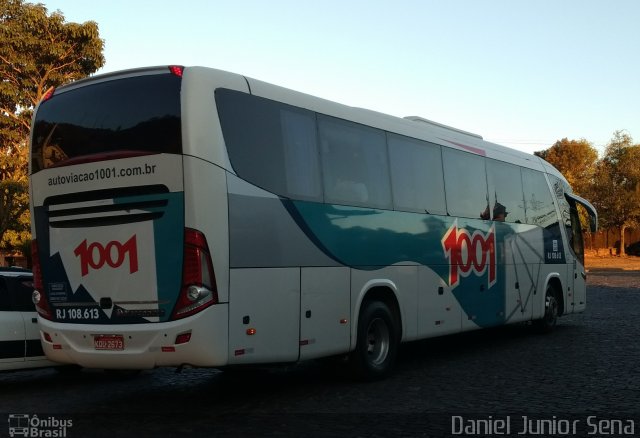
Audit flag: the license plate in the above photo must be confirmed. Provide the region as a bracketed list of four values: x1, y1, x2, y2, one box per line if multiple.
[94, 335, 124, 351]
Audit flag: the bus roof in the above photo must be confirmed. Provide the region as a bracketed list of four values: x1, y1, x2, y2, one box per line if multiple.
[49, 65, 568, 187]
[243, 71, 563, 180]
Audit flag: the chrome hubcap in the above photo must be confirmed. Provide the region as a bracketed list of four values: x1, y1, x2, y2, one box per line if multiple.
[366, 317, 390, 366]
[545, 295, 558, 322]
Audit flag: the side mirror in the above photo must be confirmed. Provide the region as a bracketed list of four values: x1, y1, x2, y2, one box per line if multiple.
[565, 192, 597, 232]
[589, 214, 597, 233]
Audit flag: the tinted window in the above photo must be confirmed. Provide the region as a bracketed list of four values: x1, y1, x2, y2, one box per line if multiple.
[8, 277, 35, 312]
[0, 279, 9, 311]
[521, 168, 557, 228]
[216, 89, 322, 201]
[442, 148, 489, 219]
[319, 116, 392, 209]
[0, 276, 34, 312]
[486, 159, 526, 223]
[566, 199, 585, 262]
[32, 73, 182, 172]
[388, 134, 446, 215]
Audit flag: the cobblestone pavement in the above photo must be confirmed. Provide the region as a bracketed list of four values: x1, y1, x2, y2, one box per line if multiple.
[1, 271, 638, 437]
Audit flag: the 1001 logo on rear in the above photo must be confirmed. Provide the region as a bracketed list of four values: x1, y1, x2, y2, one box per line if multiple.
[74, 235, 139, 276]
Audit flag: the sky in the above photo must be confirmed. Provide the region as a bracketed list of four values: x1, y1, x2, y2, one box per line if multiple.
[38, 0, 640, 155]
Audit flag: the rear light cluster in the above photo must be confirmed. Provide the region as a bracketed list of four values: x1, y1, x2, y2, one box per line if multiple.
[41, 86, 55, 102]
[169, 65, 184, 77]
[31, 240, 53, 320]
[171, 228, 218, 320]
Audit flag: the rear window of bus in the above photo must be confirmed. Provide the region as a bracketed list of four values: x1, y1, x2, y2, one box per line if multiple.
[31, 73, 182, 172]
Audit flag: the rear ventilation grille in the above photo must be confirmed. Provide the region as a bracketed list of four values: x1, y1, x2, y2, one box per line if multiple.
[45, 185, 169, 228]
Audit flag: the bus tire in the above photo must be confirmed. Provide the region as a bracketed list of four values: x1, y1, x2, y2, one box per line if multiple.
[349, 300, 399, 380]
[534, 284, 559, 333]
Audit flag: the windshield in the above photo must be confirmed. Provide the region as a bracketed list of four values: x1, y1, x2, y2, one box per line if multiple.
[31, 73, 182, 173]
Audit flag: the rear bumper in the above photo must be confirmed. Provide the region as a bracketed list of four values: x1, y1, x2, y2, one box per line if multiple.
[38, 304, 229, 369]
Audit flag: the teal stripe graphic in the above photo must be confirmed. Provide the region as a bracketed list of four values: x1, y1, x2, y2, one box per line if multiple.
[114, 192, 184, 321]
[288, 200, 543, 328]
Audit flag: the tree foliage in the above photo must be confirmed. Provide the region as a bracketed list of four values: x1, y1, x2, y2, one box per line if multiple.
[534, 138, 598, 199]
[0, 0, 104, 250]
[591, 131, 640, 254]
[536, 132, 640, 253]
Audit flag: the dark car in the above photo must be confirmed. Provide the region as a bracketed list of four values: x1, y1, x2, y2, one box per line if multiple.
[626, 241, 640, 256]
[0, 267, 57, 371]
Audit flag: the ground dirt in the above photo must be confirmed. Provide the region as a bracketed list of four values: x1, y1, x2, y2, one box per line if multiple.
[585, 249, 640, 271]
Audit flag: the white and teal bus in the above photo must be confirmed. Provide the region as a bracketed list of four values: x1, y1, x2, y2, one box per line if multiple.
[29, 65, 597, 379]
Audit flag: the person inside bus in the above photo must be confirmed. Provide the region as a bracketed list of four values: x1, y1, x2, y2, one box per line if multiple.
[493, 201, 509, 222]
[480, 204, 490, 220]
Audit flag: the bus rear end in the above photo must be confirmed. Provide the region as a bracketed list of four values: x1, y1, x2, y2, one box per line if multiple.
[29, 66, 227, 369]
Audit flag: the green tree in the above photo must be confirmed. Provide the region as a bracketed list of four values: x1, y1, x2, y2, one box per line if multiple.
[0, 0, 104, 252]
[534, 138, 598, 198]
[591, 131, 640, 255]
[535, 138, 599, 247]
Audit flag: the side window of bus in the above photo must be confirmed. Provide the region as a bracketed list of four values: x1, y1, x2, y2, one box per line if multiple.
[318, 115, 392, 209]
[280, 110, 322, 200]
[521, 168, 557, 228]
[549, 175, 585, 261]
[216, 89, 322, 201]
[552, 176, 572, 229]
[567, 201, 585, 262]
[486, 159, 526, 223]
[388, 134, 446, 215]
[442, 148, 489, 219]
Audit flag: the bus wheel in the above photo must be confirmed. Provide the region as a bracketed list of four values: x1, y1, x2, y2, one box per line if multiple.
[534, 284, 559, 333]
[349, 300, 398, 380]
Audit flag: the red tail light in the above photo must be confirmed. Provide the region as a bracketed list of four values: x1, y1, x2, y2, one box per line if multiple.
[171, 228, 218, 320]
[41, 86, 55, 102]
[169, 65, 184, 77]
[31, 240, 53, 320]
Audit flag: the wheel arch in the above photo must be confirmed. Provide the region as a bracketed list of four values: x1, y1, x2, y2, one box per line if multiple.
[544, 274, 565, 316]
[351, 280, 403, 350]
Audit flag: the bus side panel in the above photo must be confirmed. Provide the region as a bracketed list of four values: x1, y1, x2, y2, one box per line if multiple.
[572, 263, 586, 313]
[417, 267, 462, 337]
[501, 230, 542, 324]
[228, 268, 300, 364]
[182, 157, 230, 303]
[226, 176, 341, 270]
[299, 267, 350, 360]
[504, 261, 535, 323]
[557, 265, 571, 314]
